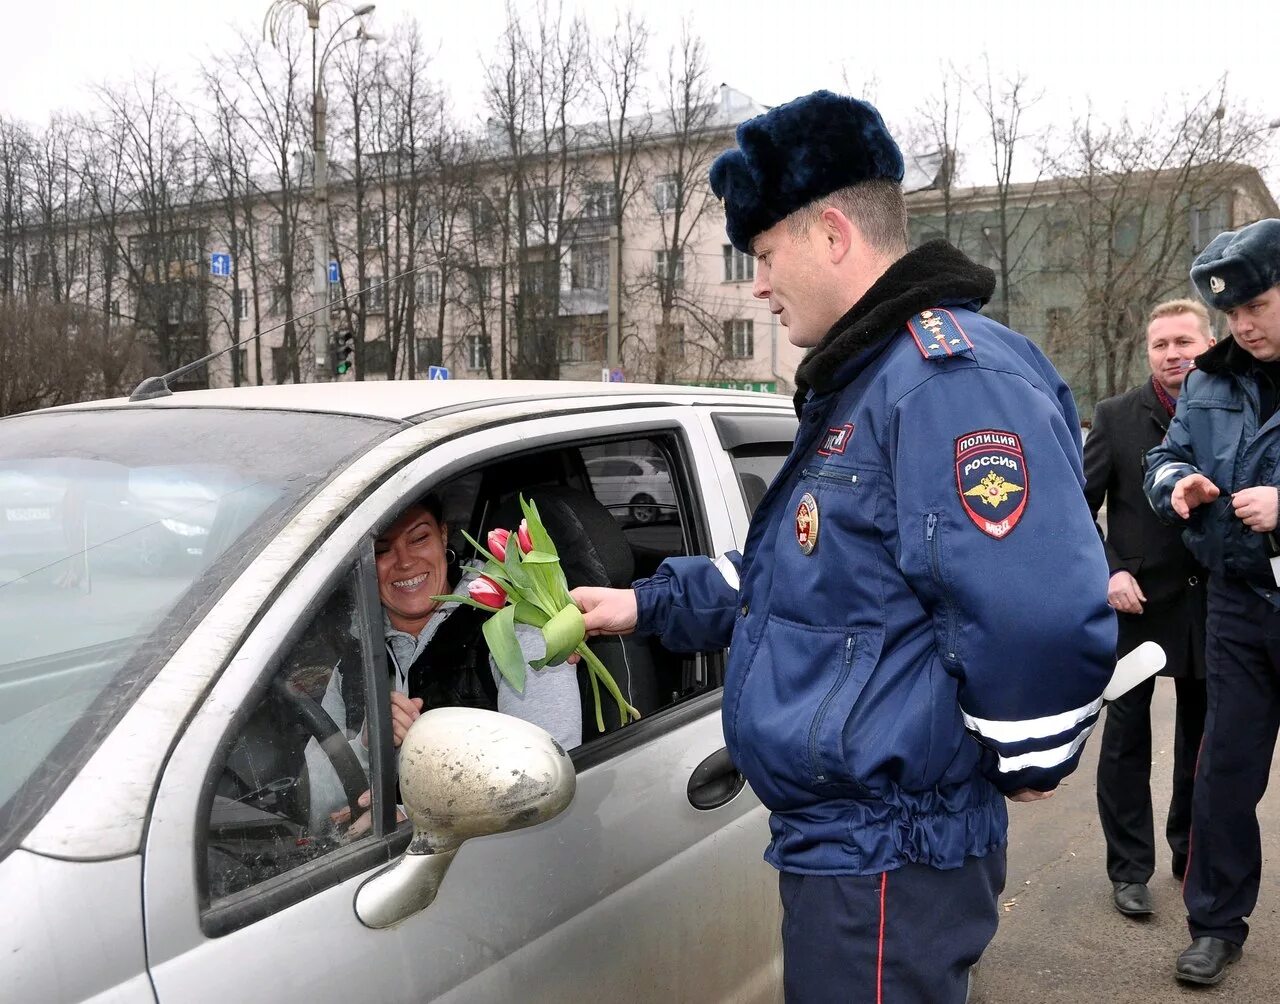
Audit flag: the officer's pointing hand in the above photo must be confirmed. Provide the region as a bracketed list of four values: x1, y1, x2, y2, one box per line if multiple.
[1231, 486, 1280, 533]
[571, 586, 639, 637]
[1171, 473, 1220, 519]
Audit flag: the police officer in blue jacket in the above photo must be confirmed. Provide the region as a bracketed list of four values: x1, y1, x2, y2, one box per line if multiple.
[572, 91, 1115, 1003]
[1144, 218, 1280, 987]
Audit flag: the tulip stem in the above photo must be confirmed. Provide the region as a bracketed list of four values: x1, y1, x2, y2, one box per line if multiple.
[576, 643, 641, 731]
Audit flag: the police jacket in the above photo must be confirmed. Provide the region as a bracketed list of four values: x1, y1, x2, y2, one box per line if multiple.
[1145, 337, 1280, 594]
[1085, 381, 1207, 677]
[634, 242, 1116, 876]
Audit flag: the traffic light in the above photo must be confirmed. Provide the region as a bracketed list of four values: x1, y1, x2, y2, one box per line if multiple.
[335, 330, 355, 376]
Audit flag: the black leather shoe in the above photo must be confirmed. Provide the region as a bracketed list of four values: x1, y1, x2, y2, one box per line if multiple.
[1112, 881, 1153, 916]
[1172, 852, 1188, 880]
[1175, 937, 1242, 985]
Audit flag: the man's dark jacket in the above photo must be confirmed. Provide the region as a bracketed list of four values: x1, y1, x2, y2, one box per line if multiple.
[1084, 381, 1206, 678]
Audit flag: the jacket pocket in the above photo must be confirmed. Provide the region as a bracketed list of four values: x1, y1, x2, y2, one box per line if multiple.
[925, 513, 960, 665]
[731, 615, 879, 806]
[807, 630, 878, 791]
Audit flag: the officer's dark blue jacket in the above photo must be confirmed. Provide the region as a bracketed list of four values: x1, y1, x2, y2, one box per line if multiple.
[1145, 336, 1280, 591]
[634, 244, 1116, 875]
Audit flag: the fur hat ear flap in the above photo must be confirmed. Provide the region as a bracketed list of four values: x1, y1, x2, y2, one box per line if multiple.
[711, 90, 905, 253]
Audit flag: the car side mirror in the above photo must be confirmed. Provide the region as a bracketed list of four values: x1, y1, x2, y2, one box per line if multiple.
[354, 707, 575, 929]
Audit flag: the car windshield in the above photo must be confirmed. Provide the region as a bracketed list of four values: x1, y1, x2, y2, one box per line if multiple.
[0, 406, 392, 851]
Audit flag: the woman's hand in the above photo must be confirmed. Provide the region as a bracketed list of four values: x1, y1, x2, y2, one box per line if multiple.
[391, 692, 424, 746]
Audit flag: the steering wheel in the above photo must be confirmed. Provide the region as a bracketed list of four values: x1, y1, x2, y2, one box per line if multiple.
[270, 675, 370, 822]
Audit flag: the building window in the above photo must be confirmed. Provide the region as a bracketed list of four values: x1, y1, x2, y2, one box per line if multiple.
[466, 334, 489, 370]
[365, 337, 390, 374]
[724, 319, 754, 359]
[270, 345, 293, 384]
[172, 231, 202, 262]
[570, 242, 608, 290]
[366, 279, 386, 313]
[270, 285, 288, 316]
[558, 333, 587, 363]
[269, 223, 285, 256]
[653, 175, 678, 214]
[361, 210, 385, 248]
[109, 299, 122, 325]
[416, 336, 442, 371]
[583, 182, 617, 220]
[416, 205, 443, 246]
[723, 245, 755, 283]
[655, 250, 684, 289]
[29, 251, 49, 285]
[233, 288, 249, 320]
[471, 197, 498, 231]
[417, 270, 441, 305]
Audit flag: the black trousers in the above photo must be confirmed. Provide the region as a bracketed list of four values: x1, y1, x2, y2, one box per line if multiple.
[779, 852, 1005, 1003]
[1096, 674, 1206, 883]
[1185, 576, 1280, 945]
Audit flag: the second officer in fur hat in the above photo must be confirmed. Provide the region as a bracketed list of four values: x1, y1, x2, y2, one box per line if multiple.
[570, 90, 1115, 1002]
[1146, 217, 1280, 987]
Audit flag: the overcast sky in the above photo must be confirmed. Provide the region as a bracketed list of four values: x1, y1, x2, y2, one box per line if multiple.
[2, 0, 1276, 185]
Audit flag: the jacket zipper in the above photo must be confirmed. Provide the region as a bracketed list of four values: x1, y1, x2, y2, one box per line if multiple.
[926, 514, 959, 662]
[801, 466, 860, 486]
[808, 634, 856, 782]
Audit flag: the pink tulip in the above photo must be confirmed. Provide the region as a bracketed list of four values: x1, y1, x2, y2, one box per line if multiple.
[487, 527, 511, 562]
[468, 575, 507, 610]
[517, 519, 534, 554]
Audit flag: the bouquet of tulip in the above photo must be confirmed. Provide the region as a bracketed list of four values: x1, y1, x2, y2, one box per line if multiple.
[433, 495, 641, 733]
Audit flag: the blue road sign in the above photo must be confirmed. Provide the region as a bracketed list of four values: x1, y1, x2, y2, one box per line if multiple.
[210, 252, 231, 277]
[328, 260, 340, 283]
[428, 365, 450, 381]
[609, 367, 625, 382]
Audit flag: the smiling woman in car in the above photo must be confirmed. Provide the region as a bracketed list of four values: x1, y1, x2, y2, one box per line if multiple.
[305, 492, 582, 830]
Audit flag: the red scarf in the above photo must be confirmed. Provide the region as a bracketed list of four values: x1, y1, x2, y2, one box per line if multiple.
[1152, 376, 1177, 418]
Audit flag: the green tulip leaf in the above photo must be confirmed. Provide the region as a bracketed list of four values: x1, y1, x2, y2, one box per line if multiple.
[483, 604, 526, 693]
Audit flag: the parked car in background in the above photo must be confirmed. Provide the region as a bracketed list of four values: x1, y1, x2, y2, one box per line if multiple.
[0, 380, 798, 1004]
[584, 454, 677, 526]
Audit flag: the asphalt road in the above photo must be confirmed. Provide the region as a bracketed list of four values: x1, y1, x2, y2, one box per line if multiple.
[973, 678, 1280, 1002]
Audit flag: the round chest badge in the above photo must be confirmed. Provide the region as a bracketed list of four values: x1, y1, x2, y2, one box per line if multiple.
[796, 492, 819, 554]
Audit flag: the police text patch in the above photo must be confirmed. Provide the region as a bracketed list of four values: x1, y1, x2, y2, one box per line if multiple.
[818, 423, 854, 456]
[955, 429, 1028, 539]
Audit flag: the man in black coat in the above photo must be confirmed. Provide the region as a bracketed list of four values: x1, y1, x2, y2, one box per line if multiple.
[1084, 298, 1212, 917]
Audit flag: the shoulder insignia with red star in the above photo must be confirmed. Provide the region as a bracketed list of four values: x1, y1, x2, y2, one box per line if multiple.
[907, 308, 975, 361]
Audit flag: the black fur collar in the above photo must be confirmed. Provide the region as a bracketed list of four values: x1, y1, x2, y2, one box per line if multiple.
[1194, 335, 1250, 375]
[792, 240, 995, 410]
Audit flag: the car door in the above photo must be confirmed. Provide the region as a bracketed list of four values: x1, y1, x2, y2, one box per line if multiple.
[142, 403, 782, 1004]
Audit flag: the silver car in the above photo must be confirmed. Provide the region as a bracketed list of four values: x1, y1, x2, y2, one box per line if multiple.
[0, 380, 798, 1004]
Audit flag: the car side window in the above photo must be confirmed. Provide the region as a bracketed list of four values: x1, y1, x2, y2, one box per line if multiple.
[204, 571, 377, 902]
[452, 432, 713, 748]
[728, 445, 790, 519]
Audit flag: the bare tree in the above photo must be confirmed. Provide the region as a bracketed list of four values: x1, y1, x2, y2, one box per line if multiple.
[587, 10, 651, 365]
[904, 71, 966, 244]
[627, 28, 734, 385]
[1049, 84, 1275, 401]
[973, 63, 1043, 327]
[483, 0, 590, 379]
[229, 29, 310, 384]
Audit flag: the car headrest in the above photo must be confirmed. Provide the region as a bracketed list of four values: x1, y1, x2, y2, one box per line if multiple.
[487, 486, 635, 588]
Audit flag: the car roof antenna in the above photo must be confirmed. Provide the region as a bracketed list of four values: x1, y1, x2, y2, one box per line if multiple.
[127, 261, 440, 402]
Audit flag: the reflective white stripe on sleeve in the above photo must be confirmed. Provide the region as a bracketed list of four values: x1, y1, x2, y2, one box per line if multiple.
[713, 553, 740, 591]
[962, 696, 1103, 745]
[997, 723, 1095, 774]
[1152, 463, 1190, 487]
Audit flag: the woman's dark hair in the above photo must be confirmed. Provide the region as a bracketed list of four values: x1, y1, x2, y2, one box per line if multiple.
[416, 492, 445, 526]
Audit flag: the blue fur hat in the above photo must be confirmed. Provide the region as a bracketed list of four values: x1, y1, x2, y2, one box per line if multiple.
[1191, 219, 1280, 311]
[710, 90, 905, 254]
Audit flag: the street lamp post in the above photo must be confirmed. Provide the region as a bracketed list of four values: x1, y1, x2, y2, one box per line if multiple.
[265, 1, 376, 382]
